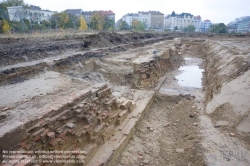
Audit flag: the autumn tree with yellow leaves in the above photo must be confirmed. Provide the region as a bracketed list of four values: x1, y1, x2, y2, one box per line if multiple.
[79, 16, 88, 30]
[2, 20, 11, 33]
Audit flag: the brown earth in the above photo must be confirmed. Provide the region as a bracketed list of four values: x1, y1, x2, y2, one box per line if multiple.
[115, 94, 205, 166]
[0, 32, 250, 166]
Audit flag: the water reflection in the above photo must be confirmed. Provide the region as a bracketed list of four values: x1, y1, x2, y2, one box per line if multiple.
[175, 66, 203, 88]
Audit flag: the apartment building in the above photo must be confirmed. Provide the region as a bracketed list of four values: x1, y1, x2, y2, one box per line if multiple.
[193, 15, 202, 31]
[164, 11, 201, 31]
[82, 11, 93, 25]
[228, 16, 250, 33]
[237, 16, 250, 33]
[138, 11, 151, 28]
[121, 11, 163, 29]
[121, 13, 139, 26]
[7, 6, 55, 23]
[150, 11, 164, 29]
[65, 9, 82, 17]
[201, 19, 212, 32]
[82, 10, 115, 24]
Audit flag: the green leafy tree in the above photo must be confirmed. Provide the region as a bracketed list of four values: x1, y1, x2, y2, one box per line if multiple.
[50, 12, 79, 30]
[119, 21, 129, 30]
[90, 12, 104, 30]
[210, 23, 227, 33]
[104, 17, 114, 30]
[174, 26, 178, 31]
[183, 25, 195, 32]
[0, 0, 29, 10]
[79, 15, 88, 30]
[132, 20, 145, 32]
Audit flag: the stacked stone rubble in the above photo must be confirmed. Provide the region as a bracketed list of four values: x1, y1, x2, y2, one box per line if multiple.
[2, 84, 135, 165]
[134, 58, 170, 88]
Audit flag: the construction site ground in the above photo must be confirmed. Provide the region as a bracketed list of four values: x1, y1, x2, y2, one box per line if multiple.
[0, 32, 250, 166]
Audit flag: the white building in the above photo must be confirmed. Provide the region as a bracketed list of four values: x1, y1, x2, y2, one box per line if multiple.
[138, 12, 151, 28]
[121, 11, 164, 29]
[164, 11, 201, 32]
[7, 6, 55, 23]
[228, 16, 250, 33]
[193, 15, 202, 32]
[121, 13, 139, 27]
[65, 9, 82, 17]
[201, 20, 212, 32]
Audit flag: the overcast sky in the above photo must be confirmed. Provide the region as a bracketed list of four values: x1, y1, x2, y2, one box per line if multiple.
[24, 0, 249, 24]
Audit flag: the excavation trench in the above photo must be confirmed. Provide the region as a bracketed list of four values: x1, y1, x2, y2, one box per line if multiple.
[1, 34, 250, 166]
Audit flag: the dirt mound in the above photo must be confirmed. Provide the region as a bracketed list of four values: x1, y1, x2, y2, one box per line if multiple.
[0, 32, 165, 67]
[200, 39, 250, 145]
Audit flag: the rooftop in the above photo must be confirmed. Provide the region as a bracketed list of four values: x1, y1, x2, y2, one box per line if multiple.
[98, 10, 115, 15]
[65, 9, 82, 13]
[170, 11, 194, 18]
[124, 13, 139, 17]
[203, 19, 211, 22]
[138, 11, 150, 15]
[82, 10, 115, 15]
[194, 15, 201, 20]
[149, 11, 164, 15]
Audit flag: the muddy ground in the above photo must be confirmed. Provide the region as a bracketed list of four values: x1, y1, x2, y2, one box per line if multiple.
[0, 32, 250, 166]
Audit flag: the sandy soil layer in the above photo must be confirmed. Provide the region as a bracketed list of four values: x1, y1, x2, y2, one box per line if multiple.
[0, 33, 250, 166]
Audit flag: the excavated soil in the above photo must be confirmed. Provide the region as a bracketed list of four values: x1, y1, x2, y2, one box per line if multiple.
[0, 32, 250, 166]
[116, 94, 205, 166]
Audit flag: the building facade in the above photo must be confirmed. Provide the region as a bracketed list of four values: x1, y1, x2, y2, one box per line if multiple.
[138, 12, 151, 28]
[121, 11, 163, 29]
[121, 13, 139, 27]
[201, 19, 212, 32]
[82, 10, 115, 25]
[82, 11, 93, 25]
[150, 11, 164, 29]
[228, 16, 250, 33]
[7, 6, 55, 23]
[65, 9, 82, 17]
[193, 15, 202, 31]
[237, 16, 250, 33]
[164, 11, 201, 32]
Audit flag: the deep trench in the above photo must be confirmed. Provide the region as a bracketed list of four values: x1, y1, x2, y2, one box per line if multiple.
[1, 35, 250, 166]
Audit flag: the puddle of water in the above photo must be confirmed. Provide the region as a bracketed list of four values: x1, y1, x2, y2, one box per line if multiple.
[176, 66, 203, 88]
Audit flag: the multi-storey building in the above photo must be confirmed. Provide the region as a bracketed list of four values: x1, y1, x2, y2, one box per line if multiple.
[150, 11, 164, 29]
[65, 9, 82, 17]
[82, 11, 93, 25]
[201, 19, 212, 32]
[121, 11, 163, 29]
[237, 16, 250, 33]
[164, 11, 201, 32]
[82, 10, 115, 25]
[7, 6, 55, 23]
[121, 13, 139, 27]
[138, 11, 151, 28]
[193, 15, 202, 31]
[228, 16, 250, 33]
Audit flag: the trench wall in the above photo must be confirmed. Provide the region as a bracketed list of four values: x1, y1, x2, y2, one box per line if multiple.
[0, 84, 135, 165]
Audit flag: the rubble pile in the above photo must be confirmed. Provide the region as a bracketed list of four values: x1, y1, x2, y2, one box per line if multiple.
[1, 84, 135, 165]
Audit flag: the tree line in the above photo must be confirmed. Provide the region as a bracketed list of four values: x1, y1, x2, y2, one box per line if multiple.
[0, 0, 115, 33]
[173, 23, 227, 33]
[119, 20, 146, 31]
[0, 0, 229, 34]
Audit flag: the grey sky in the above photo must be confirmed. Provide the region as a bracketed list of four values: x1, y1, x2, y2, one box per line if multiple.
[24, 0, 249, 24]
